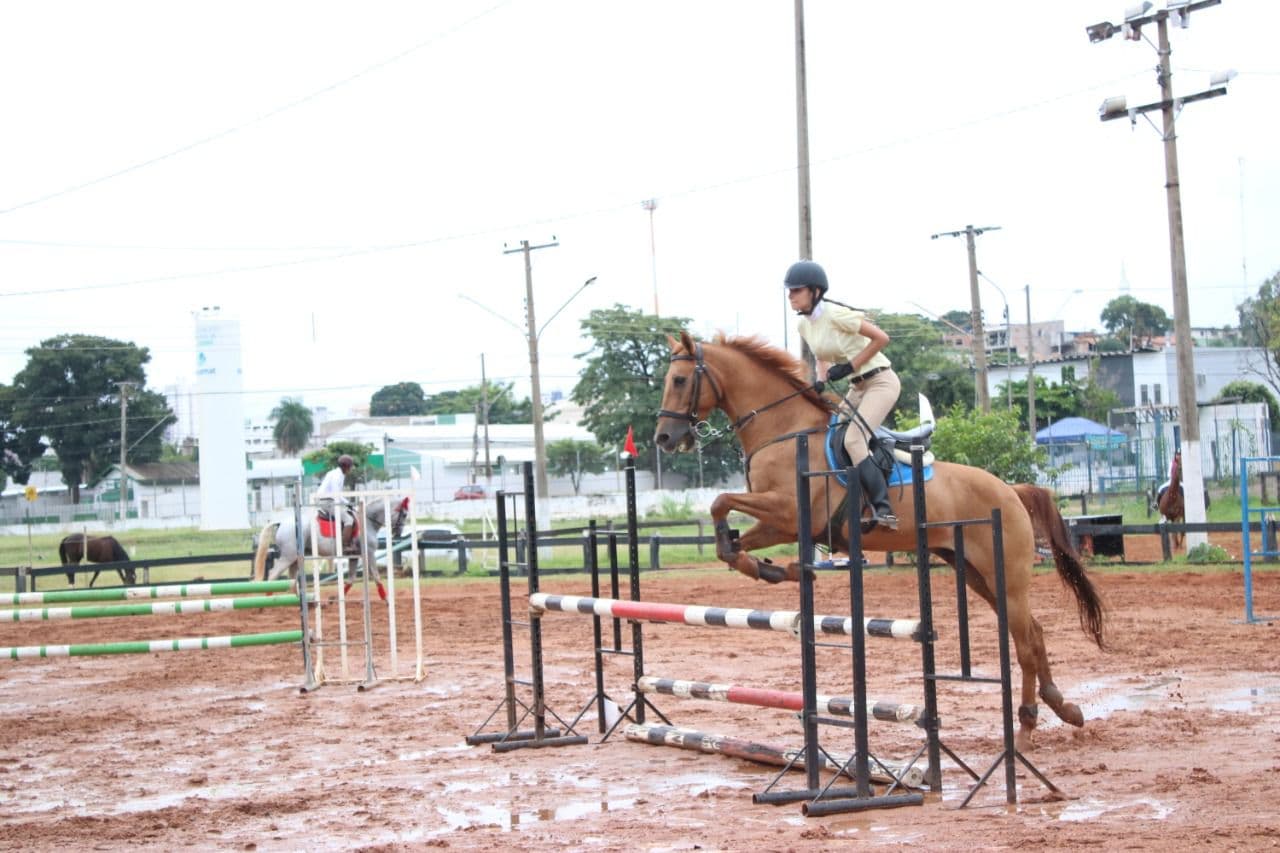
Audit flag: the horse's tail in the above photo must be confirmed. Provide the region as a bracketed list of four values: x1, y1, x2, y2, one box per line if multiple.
[1012, 483, 1106, 650]
[253, 522, 280, 583]
[58, 537, 71, 564]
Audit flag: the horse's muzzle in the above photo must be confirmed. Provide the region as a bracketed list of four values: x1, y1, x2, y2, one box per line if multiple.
[654, 423, 694, 454]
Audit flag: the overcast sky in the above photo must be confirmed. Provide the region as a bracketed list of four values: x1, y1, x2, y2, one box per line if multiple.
[2, 0, 1277, 423]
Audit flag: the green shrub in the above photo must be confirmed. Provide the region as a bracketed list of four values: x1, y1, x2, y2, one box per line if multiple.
[646, 495, 695, 521]
[1186, 542, 1231, 564]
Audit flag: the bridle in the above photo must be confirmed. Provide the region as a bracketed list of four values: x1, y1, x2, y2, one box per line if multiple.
[658, 342, 725, 439]
[659, 341, 831, 443]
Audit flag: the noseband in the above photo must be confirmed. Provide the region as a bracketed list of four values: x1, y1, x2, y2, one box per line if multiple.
[658, 343, 725, 436]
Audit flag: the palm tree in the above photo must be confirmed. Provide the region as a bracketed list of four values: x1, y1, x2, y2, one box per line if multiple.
[271, 398, 314, 457]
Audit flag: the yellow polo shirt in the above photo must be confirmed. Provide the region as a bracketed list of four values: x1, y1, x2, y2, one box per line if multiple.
[796, 303, 891, 372]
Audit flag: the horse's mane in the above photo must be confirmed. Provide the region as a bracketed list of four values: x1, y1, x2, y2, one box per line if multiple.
[712, 333, 835, 412]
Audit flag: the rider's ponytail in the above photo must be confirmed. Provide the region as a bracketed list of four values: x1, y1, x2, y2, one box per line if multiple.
[822, 296, 869, 313]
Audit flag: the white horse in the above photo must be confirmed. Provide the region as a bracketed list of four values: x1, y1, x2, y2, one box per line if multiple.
[253, 497, 409, 600]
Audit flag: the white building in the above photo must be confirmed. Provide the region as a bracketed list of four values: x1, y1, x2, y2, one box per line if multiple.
[317, 413, 630, 501]
[194, 308, 250, 530]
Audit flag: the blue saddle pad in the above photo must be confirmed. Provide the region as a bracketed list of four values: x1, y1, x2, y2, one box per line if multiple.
[825, 415, 934, 488]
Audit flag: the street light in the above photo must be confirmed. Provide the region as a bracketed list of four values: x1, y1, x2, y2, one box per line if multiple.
[977, 271, 1013, 411]
[1085, 0, 1226, 550]
[459, 275, 597, 500]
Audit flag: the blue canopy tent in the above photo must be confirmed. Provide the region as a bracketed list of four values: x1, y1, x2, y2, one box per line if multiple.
[1036, 417, 1127, 448]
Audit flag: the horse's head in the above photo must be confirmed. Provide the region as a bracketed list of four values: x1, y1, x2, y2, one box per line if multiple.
[391, 496, 410, 538]
[365, 497, 410, 538]
[655, 331, 723, 453]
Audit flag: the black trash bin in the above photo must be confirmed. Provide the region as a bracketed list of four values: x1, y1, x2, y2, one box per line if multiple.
[1066, 514, 1124, 558]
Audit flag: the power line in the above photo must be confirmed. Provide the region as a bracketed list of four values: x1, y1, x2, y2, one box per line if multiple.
[0, 1, 514, 218]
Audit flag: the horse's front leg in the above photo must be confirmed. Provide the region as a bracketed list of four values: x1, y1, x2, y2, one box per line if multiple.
[710, 491, 800, 583]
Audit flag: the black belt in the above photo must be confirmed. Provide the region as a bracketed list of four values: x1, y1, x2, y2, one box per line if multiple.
[850, 365, 889, 385]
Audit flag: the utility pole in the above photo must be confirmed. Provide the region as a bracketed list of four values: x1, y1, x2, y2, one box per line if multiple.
[480, 353, 492, 485]
[117, 381, 133, 523]
[792, 0, 816, 377]
[504, 238, 559, 499]
[1025, 285, 1036, 440]
[1088, 0, 1229, 550]
[932, 225, 1000, 412]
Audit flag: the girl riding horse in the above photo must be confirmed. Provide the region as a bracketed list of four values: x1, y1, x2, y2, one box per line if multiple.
[654, 329, 1106, 750]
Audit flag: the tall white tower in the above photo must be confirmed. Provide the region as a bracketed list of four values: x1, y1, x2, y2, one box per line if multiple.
[194, 308, 250, 530]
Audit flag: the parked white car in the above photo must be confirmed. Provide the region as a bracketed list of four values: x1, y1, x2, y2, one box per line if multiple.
[377, 524, 472, 572]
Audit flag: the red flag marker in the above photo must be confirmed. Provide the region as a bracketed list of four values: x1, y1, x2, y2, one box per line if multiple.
[624, 425, 638, 456]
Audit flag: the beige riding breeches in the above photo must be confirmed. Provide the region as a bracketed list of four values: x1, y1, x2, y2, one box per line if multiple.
[842, 368, 901, 465]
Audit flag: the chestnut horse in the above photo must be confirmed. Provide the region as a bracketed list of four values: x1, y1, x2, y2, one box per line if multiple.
[59, 534, 135, 587]
[1156, 450, 1186, 549]
[655, 331, 1105, 749]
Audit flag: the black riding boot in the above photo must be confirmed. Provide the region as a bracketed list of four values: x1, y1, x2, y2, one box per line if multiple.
[857, 457, 899, 531]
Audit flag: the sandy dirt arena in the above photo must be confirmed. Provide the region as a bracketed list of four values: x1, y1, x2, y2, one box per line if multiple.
[2, 536, 1279, 852]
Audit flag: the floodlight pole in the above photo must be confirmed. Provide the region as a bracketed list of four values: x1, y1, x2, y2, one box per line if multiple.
[1088, 2, 1223, 549]
[1154, 13, 1209, 548]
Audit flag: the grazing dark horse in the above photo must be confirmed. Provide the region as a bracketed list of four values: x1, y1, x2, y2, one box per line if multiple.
[59, 534, 136, 587]
[654, 331, 1106, 750]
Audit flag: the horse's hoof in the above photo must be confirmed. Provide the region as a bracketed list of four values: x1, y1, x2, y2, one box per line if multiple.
[1059, 702, 1084, 728]
[1015, 728, 1035, 753]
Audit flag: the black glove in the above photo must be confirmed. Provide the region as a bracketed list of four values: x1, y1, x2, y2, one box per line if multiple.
[825, 362, 853, 382]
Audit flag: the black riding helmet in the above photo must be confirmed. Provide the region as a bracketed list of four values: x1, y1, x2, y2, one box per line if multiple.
[783, 260, 828, 300]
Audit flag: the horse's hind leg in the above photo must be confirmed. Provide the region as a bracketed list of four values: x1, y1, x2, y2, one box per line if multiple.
[1028, 614, 1084, 729]
[933, 548, 1075, 748]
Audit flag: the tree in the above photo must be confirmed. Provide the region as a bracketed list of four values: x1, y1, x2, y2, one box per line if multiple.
[999, 365, 1122, 432]
[874, 312, 975, 417]
[1214, 380, 1280, 433]
[1237, 269, 1280, 390]
[370, 382, 428, 416]
[572, 304, 742, 486]
[1, 382, 45, 486]
[270, 398, 314, 456]
[302, 441, 381, 487]
[425, 382, 533, 424]
[940, 309, 971, 332]
[930, 405, 1048, 483]
[545, 438, 608, 495]
[1100, 296, 1171, 349]
[9, 335, 173, 502]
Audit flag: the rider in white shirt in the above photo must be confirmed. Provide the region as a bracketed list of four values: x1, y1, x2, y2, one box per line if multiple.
[316, 454, 354, 517]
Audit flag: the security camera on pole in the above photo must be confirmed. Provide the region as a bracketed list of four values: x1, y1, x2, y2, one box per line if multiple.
[1085, 0, 1232, 551]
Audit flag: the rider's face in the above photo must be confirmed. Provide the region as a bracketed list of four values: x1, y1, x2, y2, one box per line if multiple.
[787, 287, 813, 313]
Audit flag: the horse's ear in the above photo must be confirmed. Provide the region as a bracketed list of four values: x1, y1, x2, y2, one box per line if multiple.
[679, 330, 696, 355]
[666, 333, 679, 351]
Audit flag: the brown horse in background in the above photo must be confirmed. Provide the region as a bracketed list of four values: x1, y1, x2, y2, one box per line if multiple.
[1157, 450, 1186, 549]
[59, 535, 135, 587]
[655, 331, 1106, 750]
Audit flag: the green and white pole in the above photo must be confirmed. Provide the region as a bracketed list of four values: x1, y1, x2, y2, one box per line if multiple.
[6, 580, 294, 607]
[1, 594, 302, 623]
[2, 630, 302, 660]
